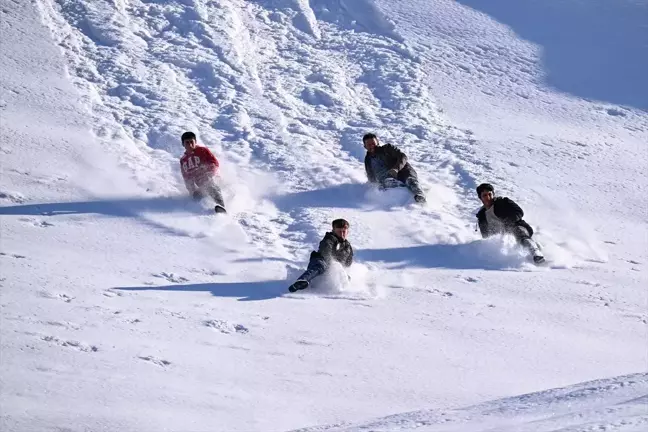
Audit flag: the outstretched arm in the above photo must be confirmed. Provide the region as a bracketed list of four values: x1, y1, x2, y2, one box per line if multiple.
[313, 235, 336, 271]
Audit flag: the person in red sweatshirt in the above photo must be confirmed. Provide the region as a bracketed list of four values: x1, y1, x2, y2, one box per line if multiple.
[179, 131, 226, 213]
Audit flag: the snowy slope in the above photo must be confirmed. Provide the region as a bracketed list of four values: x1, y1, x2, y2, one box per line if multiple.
[1, 0, 647, 431]
[293, 372, 648, 432]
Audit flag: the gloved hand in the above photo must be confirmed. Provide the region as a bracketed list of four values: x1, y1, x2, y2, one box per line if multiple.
[387, 168, 399, 178]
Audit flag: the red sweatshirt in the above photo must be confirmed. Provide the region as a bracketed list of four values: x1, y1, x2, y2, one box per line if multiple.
[180, 146, 219, 190]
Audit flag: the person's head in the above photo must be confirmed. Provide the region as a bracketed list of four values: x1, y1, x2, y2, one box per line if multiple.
[181, 131, 197, 152]
[476, 183, 495, 208]
[362, 133, 379, 153]
[332, 218, 350, 240]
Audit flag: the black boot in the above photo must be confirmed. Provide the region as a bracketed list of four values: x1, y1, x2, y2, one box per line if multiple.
[288, 279, 309, 292]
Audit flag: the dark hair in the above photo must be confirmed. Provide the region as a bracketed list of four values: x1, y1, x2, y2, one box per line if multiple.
[362, 133, 377, 143]
[332, 218, 349, 229]
[476, 183, 494, 197]
[181, 131, 196, 142]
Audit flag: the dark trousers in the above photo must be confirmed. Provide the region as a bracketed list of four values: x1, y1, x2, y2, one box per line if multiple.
[396, 165, 424, 197]
[509, 225, 531, 242]
[195, 178, 225, 208]
[296, 257, 326, 283]
[508, 225, 541, 255]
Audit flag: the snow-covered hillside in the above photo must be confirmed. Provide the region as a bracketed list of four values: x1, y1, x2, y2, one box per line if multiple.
[1, 0, 646, 431]
[294, 372, 648, 432]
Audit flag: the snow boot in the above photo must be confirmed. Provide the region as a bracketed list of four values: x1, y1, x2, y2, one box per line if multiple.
[414, 194, 426, 203]
[214, 205, 227, 214]
[288, 279, 309, 293]
[522, 238, 544, 264]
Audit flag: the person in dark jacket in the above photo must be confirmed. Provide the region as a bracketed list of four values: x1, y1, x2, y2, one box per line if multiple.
[288, 218, 354, 292]
[475, 183, 545, 263]
[363, 133, 426, 203]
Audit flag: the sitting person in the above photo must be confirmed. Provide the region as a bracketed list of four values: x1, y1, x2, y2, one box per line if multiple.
[179, 131, 226, 213]
[289, 218, 354, 292]
[475, 183, 545, 263]
[363, 133, 426, 203]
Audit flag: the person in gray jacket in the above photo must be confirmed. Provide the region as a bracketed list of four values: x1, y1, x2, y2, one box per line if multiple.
[363, 133, 426, 203]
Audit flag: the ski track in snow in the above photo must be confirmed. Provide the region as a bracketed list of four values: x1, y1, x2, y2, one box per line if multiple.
[0, 0, 646, 431]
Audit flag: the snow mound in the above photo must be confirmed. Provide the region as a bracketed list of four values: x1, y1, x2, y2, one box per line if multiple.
[292, 372, 648, 431]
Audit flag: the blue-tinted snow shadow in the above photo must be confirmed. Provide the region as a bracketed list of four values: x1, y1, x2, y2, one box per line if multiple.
[272, 182, 372, 210]
[0, 196, 211, 236]
[117, 279, 287, 302]
[357, 240, 525, 270]
[0, 196, 195, 217]
[457, 0, 648, 110]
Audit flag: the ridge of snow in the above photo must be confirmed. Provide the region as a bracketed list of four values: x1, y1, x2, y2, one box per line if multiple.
[291, 372, 648, 432]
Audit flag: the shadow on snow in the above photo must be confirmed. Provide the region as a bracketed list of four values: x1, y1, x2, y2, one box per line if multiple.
[0, 195, 215, 237]
[116, 279, 288, 302]
[357, 240, 526, 270]
[458, 0, 648, 110]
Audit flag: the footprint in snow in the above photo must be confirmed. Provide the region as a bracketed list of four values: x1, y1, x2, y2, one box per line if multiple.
[103, 289, 123, 298]
[427, 288, 454, 297]
[138, 356, 171, 367]
[38, 290, 74, 303]
[589, 294, 613, 307]
[606, 108, 627, 117]
[155, 308, 187, 320]
[153, 272, 189, 283]
[0, 190, 26, 203]
[0, 252, 27, 259]
[204, 319, 248, 334]
[41, 335, 98, 352]
[20, 218, 55, 228]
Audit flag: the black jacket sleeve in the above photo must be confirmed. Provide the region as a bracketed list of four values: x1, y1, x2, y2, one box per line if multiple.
[497, 198, 524, 223]
[364, 155, 376, 183]
[476, 209, 489, 238]
[385, 144, 408, 171]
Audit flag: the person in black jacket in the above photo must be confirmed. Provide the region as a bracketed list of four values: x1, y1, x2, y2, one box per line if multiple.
[475, 183, 545, 263]
[288, 218, 354, 292]
[363, 133, 426, 203]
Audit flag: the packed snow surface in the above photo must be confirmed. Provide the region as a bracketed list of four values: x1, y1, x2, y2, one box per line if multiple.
[1, 0, 646, 431]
